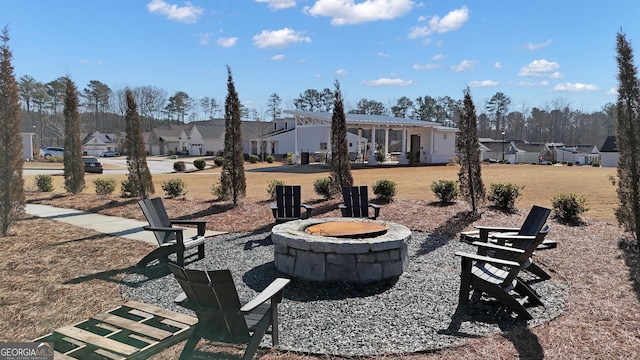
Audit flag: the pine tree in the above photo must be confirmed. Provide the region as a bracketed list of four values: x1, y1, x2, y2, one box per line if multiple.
[329, 80, 353, 191]
[220, 66, 246, 205]
[63, 77, 85, 193]
[614, 31, 640, 243]
[457, 87, 484, 214]
[0, 27, 24, 236]
[124, 88, 154, 199]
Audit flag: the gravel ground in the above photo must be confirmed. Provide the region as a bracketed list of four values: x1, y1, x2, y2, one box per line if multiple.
[121, 231, 569, 357]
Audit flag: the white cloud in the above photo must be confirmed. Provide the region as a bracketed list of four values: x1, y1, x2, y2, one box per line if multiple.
[147, 0, 203, 24]
[362, 78, 414, 86]
[413, 63, 440, 70]
[377, 51, 390, 58]
[198, 33, 213, 45]
[518, 80, 549, 87]
[253, 28, 311, 49]
[450, 59, 475, 72]
[417, 15, 427, 22]
[335, 69, 349, 74]
[518, 59, 560, 77]
[216, 37, 238, 47]
[80, 59, 104, 65]
[432, 53, 446, 61]
[494, 62, 502, 69]
[549, 72, 564, 79]
[526, 39, 552, 51]
[304, 0, 414, 25]
[606, 87, 618, 96]
[271, 54, 286, 60]
[255, 0, 296, 10]
[468, 80, 498, 87]
[408, 6, 469, 39]
[553, 83, 599, 92]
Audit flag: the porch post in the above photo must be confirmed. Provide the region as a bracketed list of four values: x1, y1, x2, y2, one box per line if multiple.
[368, 126, 378, 165]
[294, 125, 299, 163]
[384, 127, 389, 162]
[357, 128, 363, 162]
[399, 127, 408, 165]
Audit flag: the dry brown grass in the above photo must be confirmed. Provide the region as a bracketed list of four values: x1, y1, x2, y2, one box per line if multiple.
[7, 162, 640, 359]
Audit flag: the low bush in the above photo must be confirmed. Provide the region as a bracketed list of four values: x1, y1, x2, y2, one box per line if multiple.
[487, 182, 524, 210]
[213, 156, 224, 166]
[265, 155, 275, 163]
[211, 181, 229, 201]
[193, 158, 207, 170]
[173, 161, 187, 172]
[35, 174, 54, 192]
[551, 193, 588, 223]
[120, 179, 137, 198]
[285, 152, 293, 164]
[162, 178, 187, 198]
[372, 179, 397, 202]
[248, 154, 260, 164]
[94, 178, 116, 196]
[567, 161, 574, 167]
[592, 161, 601, 167]
[267, 179, 285, 200]
[430, 179, 460, 203]
[313, 177, 338, 199]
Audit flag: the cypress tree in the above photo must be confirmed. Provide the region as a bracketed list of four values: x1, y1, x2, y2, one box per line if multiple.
[124, 88, 154, 199]
[63, 77, 85, 193]
[220, 65, 246, 205]
[0, 27, 24, 236]
[614, 31, 640, 243]
[457, 87, 484, 214]
[329, 80, 353, 190]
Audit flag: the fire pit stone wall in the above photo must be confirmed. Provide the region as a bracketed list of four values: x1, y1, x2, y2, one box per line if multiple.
[272, 218, 412, 283]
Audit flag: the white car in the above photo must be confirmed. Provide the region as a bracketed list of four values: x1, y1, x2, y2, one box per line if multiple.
[39, 146, 64, 159]
[102, 150, 120, 157]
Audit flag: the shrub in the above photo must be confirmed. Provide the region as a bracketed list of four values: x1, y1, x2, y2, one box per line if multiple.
[487, 182, 524, 210]
[313, 177, 338, 199]
[94, 178, 116, 196]
[592, 161, 601, 167]
[193, 158, 207, 170]
[567, 161, 574, 167]
[211, 181, 229, 200]
[213, 156, 224, 166]
[120, 179, 137, 198]
[285, 152, 293, 164]
[265, 155, 275, 163]
[173, 161, 186, 172]
[430, 179, 460, 203]
[372, 179, 397, 202]
[248, 154, 260, 164]
[551, 193, 588, 222]
[267, 179, 285, 200]
[34, 174, 54, 192]
[162, 178, 187, 198]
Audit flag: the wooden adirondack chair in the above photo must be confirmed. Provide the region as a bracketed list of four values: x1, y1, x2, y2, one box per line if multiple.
[461, 205, 557, 250]
[455, 225, 550, 320]
[339, 186, 381, 220]
[270, 185, 313, 223]
[138, 197, 207, 267]
[168, 263, 291, 360]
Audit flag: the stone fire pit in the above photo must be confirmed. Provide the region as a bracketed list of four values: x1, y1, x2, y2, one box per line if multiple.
[272, 218, 412, 283]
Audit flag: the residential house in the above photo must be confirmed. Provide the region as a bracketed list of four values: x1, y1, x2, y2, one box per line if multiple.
[600, 135, 618, 167]
[540, 143, 600, 165]
[82, 131, 120, 156]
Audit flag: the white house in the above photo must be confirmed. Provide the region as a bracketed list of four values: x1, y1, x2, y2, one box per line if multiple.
[600, 135, 618, 167]
[280, 110, 458, 165]
[82, 131, 120, 156]
[21, 114, 35, 160]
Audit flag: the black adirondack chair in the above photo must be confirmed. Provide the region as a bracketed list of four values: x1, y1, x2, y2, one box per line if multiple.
[270, 185, 313, 223]
[339, 186, 381, 220]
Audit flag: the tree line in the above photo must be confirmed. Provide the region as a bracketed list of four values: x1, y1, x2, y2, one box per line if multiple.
[18, 74, 616, 149]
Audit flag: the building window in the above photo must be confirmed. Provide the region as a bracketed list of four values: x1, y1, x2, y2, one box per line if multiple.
[320, 142, 328, 151]
[443, 133, 448, 140]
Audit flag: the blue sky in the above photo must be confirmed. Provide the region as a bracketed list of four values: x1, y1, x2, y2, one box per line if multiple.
[3, 1, 640, 115]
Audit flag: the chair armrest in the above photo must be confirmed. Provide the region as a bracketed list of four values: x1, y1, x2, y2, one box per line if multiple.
[490, 233, 537, 241]
[143, 225, 185, 233]
[455, 251, 521, 267]
[474, 225, 520, 232]
[240, 278, 291, 313]
[472, 241, 526, 254]
[301, 204, 313, 218]
[170, 220, 207, 236]
[369, 203, 381, 219]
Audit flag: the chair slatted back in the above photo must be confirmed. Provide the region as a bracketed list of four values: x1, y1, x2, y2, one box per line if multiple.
[275, 185, 301, 219]
[342, 186, 369, 218]
[138, 197, 175, 245]
[168, 264, 250, 342]
[518, 205, 551, 236]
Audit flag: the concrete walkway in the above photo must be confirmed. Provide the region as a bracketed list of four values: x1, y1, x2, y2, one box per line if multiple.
[25, 203, 225, 245]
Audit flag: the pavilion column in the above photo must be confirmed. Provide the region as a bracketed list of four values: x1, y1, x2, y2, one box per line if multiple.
[399, 127, 408, 164]
[368, 126, 378, 165]
[294, 125, 299, 163]
[357, 128, 363, 163]
[384, 127, 389, 162]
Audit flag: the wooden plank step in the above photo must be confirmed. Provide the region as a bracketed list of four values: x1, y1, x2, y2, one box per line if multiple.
[92, 312, 172, 340]
[54, 326, 138, 356]
[124, 301, 197, 326]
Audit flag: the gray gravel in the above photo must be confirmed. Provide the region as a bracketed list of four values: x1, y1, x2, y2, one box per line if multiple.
[121, 231, 569, 357]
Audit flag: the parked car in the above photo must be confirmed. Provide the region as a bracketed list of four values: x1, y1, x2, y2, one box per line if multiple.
[82, 156, 104, 173]
[102, 150, 119, 157]
[39, 146, 64, 159]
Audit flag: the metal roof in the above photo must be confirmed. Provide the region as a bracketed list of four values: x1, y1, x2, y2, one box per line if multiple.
[283, 110, 457, 129]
